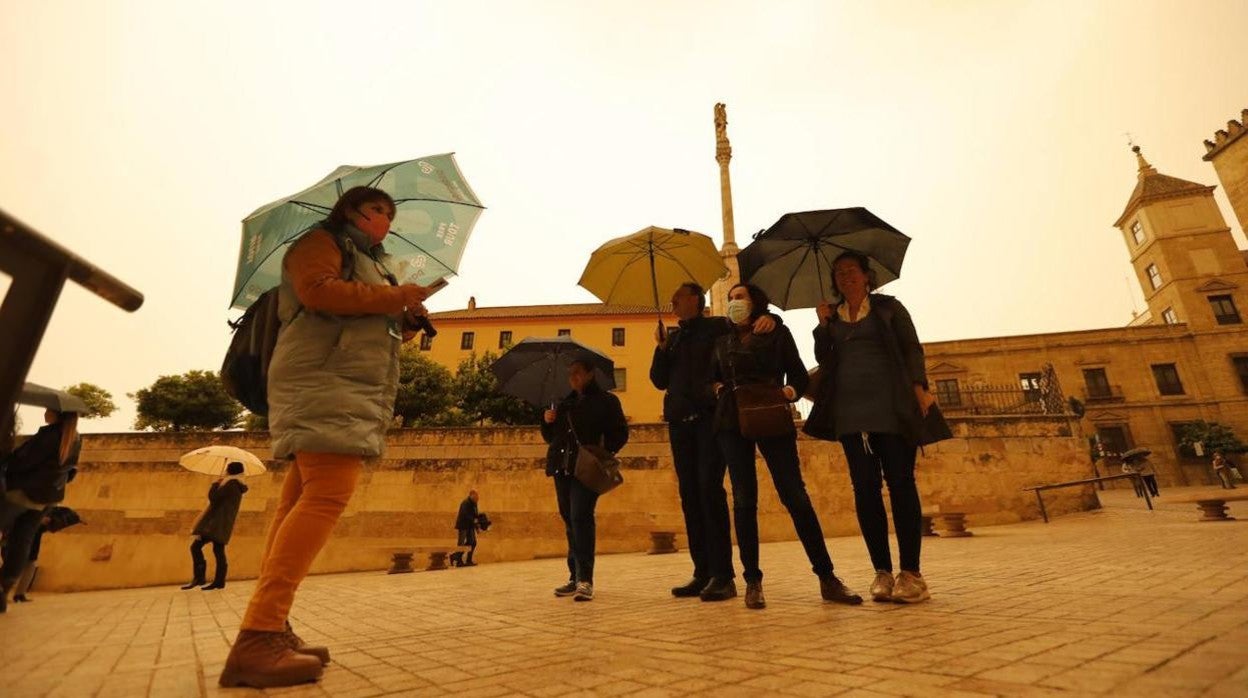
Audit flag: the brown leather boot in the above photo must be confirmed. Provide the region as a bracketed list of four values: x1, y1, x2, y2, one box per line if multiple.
[219, 629, 323, 688]
[284, 620, 331, 665]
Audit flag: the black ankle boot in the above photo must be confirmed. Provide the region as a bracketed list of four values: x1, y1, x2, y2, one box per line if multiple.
[699, 578, 738, 602]
[202, 564, 227, 591]
[671, 577, 709, 598]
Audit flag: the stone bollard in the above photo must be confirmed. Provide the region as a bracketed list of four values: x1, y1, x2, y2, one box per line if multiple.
[921, 515, 939, 537]
[648, 531, 678, 555]
[388, 552, 415, 574]
[939, 513, 973, 538]
[426, 551, 451, 571]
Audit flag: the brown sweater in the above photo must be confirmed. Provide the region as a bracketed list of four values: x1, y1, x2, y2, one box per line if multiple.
[284, 230, 422, 315]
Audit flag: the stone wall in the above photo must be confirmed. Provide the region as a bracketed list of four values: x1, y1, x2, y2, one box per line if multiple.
[35, 417, 1096, 592]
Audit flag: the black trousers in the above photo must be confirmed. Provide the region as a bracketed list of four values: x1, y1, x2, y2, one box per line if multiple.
[0, 503, 46, 589]
[554, 474, 599, 583]
[718, 429, 834, 584]
[668, 415, 734, 580]
[839, 432, 922, 574]
[190, 538, 228, 584]
[457, 528, 477, 563]
[1142, 475, 1159, 497]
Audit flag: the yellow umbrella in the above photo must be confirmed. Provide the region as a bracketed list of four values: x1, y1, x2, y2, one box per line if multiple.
[578, 227, 728, 332]
[179, 445, 267, 477]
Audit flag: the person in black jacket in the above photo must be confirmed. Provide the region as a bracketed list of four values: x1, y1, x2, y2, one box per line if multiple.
[454, 490, 480, 566]
[183, 461, 249, 591]
[804, 252, 947, 605]
[710, 284, 861, 610]
[0, 409, 80, 612]
[649, 282, 776, 602]
[540, 357, 629, 602]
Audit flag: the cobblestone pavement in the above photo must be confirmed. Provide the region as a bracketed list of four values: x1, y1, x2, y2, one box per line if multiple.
[2, 487, 1246, 697]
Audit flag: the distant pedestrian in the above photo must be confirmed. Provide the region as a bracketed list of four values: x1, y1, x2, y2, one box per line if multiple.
[541, 357, 629, 602]
[711, 283, 862, 611]
[454, 490, 480, 567]
[804, 252, 949, 605]
[1121, 459, 1145, 498]
[1213, 451, 1237, 489]
[182, 461, 248, 591]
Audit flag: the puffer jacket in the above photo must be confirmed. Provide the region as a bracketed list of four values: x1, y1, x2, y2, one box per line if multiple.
[268, 224, 409, 458]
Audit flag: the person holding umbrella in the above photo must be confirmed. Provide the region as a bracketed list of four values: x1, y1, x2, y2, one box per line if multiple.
[540, 356, 629, 602]
[219, 186, 433, 689]
[804, 251, 947, 604]
[650, 282, 776, 602]
[0, 407, 80, 613]
[181, 461, 248, 591]
[710, 283, 861, 610]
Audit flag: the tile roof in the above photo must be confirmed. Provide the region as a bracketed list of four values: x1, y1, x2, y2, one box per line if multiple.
[429, 302, 673, 321]
[1115, 147, 1215, 226]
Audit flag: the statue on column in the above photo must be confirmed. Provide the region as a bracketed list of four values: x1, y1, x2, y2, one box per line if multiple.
[714, 103, 728, 141]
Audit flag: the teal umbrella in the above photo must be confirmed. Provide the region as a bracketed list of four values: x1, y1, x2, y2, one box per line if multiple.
[231, 154, 485, 309]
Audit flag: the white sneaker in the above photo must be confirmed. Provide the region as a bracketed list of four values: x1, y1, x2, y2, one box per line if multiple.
[891, 571, 930, 604]
[573, 582, 594, 602]
[870, 571, 895, 603]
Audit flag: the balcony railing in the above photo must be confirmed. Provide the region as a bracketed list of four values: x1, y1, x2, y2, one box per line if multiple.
[938, 383, 1067, 416]
[1082, 385, 1125, 403]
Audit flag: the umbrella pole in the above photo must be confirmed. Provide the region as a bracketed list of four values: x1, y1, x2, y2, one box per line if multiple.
[649, 242, 666, 342]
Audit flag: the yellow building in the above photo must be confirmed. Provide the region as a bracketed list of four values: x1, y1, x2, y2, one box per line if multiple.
[923, 110, 1248, 486]
[424, 299, 675, 422]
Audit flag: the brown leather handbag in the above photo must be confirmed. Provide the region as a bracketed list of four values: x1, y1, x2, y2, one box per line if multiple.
[734, 383, 795, 440]
[565, 415, 624, 495]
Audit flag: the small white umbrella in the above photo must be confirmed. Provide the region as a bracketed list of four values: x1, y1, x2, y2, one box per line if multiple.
[179, 446, 267, 477]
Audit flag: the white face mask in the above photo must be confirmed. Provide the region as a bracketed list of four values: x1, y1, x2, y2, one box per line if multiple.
[726, 299, 752, 325]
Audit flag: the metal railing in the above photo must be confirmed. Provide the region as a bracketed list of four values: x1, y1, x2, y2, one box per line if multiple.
[1, 209, 143, 441]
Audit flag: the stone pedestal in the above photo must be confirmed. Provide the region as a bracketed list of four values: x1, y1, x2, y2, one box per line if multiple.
[648, 531, 678, 555]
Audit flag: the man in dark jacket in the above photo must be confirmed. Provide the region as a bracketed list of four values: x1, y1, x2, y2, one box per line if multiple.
[183, 461, 248, 591]
[454, 490, 480, 566]
[649, 283, 775, 603]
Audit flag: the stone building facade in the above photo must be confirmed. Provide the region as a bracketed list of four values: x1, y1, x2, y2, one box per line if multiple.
[923, 111, 1248, 486]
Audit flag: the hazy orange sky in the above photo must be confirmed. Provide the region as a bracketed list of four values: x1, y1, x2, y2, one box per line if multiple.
[3, 0, 1246, 433]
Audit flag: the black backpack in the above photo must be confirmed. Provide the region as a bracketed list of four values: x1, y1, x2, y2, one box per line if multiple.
[221, 231, 354, 416]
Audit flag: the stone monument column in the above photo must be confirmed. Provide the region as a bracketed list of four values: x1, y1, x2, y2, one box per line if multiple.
[709, 102, 740, 317]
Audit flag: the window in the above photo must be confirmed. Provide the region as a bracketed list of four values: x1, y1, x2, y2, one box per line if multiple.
[557, 328, 571, 337]
[1162, 307, 1178, 325]
[612, 327, 626, 347]
[460, 332, 475, 350]
[934, 379, 962, 407]
[1146, 264, 1162, 290]
[1131, 221, 1145, 245]
[498, 330, 512, 349]
[1082, 368, 1112, 399]
[1209, 295, 1242, 325]
[419, 334, 433, 351]
[1151, 363, 1184, 396]
[1019, 372, 1043, 401]
[613, 368, 627, 392]
[1095, 425, 1133, 457]
[1232, 356, 1248, 394]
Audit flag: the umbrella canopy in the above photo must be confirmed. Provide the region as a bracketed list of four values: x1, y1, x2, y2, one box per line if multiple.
[1121, 447, 1152, 460]
[490, 337, 616, 408]
[578, 226, 728, 309]
[737, 208, 911, 310]
[179, 445, 268, 477]
[231, 154, 485, 309]
[18, 382, 88, 414]
[44, 506, 84, 533]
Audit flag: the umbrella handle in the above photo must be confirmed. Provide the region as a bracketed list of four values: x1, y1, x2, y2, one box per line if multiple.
[656, 318, 667, 343]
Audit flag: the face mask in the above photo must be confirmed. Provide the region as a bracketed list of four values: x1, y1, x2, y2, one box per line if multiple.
[726, 299, 752, 324]
[355, 210, 391, 240]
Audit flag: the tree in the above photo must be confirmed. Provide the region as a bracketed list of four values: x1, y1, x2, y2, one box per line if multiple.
[242, 412, 269, 431]
[1178, 421, 1246, 456]
[129, 370, 243, 432]
[64, 382, 118, 419]
[394, 348, 460, 427]
[454, 351, 543, 426]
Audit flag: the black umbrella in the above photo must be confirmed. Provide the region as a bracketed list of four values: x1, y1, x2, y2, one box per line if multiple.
[18, 382, 89, 414]
[737, 208, 911, 310]
[490, 337, 616, 408]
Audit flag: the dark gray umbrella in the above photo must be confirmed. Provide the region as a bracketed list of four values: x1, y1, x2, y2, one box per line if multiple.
[737, 208, 911, 310]
[1121, 447, 1152, 460]
[18, 382, 89, 413]
[490, 337, 616, 408]
[44, 506, 84, 533]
